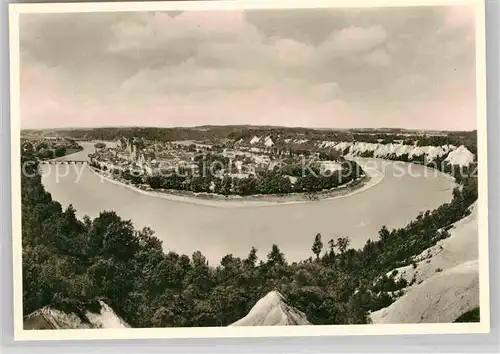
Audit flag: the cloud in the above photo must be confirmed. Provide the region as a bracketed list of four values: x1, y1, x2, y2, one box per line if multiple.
[363, 49, 391, 66]
[319, 25, 388, 58]
[20, 66, 353, 129]
[387, 70, 476, 130]
[444, 5, 475, 30]
[270, 38, 315, 68]
[108, 11, 259, 55]
[119, 63, 274, 96]
[307, 82, 343, 101]
[19, 6, 477, 130]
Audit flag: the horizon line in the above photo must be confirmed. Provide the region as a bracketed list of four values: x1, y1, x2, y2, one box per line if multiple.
[20, 124, 477, 133]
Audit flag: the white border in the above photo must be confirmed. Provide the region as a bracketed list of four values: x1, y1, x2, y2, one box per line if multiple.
[9, 0, 490, 342]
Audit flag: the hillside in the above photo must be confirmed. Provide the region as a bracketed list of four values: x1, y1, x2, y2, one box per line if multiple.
[370, 203, 479, 323]
[370, 260, 479, 323]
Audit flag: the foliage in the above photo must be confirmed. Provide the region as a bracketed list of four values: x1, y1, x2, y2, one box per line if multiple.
[104, 155, 368, 196]
[21, 138, 83, 161]
[311, 233, 323, 260]
[453, 308, 480, 323]
[21, 137, 478, 327]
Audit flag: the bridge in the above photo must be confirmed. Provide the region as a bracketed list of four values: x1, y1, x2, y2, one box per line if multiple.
[41, 160, 88, 165]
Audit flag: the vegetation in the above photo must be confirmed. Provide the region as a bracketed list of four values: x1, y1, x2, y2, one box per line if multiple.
[453, 308, 480, 323]
[21, 140, 478, 327]
[22, 127, 477, 155]
[90, 152, 365, 196]
[21, 138, 83, 160]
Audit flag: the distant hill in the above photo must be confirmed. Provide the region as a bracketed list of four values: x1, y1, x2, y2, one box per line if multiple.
[21, 125, 474, 144]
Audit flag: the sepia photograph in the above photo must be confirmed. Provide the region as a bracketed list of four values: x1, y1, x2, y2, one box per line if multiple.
[9, 0, 489, 341]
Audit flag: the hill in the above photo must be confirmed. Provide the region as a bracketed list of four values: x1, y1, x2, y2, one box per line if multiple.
[230, 291, 310, 326]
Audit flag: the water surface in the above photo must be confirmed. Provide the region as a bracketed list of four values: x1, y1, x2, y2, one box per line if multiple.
[41, 142, 456, 264]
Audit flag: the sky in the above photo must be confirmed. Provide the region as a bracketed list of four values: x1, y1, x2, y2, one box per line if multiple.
[19, 6, 477, 130]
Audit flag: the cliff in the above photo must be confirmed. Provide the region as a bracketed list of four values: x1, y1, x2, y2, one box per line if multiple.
[370, 203, 479, 323]
[23, 300, 130, 330]
[230, 291, 311, 326]
[236, 136, 475, 167]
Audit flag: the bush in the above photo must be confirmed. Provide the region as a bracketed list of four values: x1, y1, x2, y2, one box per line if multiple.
[453, 308, 480, 323]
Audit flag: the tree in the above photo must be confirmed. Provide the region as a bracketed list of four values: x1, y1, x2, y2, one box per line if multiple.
[20, 135, 479, 328]
[325, 238, 336, 262]
[267, 244, 285, 266]
[37, 148, 54, 160]
[221, 176, 232, 195]
[378, 226, 390, 244]
[54, 146, 67, 157]
[336, 237, 350, 255]
[244, 247, 258, 267]
[328, 239, 336, 254]
[23, 141, 34, 154]
[311, 233, 323, 260]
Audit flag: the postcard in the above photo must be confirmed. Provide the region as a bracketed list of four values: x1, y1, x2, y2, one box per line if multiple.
[9, 0, 489, 341]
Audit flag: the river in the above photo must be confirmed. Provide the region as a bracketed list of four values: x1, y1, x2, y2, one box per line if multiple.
[41, 142, 456, 264]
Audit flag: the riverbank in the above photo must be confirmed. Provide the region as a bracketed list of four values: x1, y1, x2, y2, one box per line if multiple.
[87, 163, 384, 208]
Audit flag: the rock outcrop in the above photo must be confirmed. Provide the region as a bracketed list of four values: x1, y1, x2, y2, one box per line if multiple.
[445, 145, 475, 167]
[23, 300, 130, 330]
[230, 291, 311, 326]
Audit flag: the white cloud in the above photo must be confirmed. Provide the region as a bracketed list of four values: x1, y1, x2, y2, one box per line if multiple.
[120, 62, 273, 96]
[363, 49, 391, 66]
[20, 8, 477, 130]
[270, 37, 315, 68]
[318, 25, 388, 58]
[307, 82, 342, 101]
[444, 5, 475, 29]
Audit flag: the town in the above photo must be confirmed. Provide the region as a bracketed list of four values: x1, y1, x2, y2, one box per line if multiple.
[87, 136, 364, 197]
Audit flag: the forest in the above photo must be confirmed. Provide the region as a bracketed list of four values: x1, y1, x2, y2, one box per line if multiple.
[21, 138, 83, 160]
[22, 126, 477, 155]
[21, 143, 478, 327]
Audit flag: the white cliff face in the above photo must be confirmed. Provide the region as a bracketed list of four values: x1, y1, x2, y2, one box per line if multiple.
[240, 137, 473, 167]
[370, 260, 479, 324]
[85, 301, 131, 329]
[370, 203, 479, 324]
[264, 136, 274, 147]
[321, 141, 451, 159]
[24, 301, 130, 330]
[250, 136, 261, 145]
[316, 141, 473, 166]
[382, 203, 478, 286]
[230, 291, 311, 326]
[445, 145, 475, 167]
